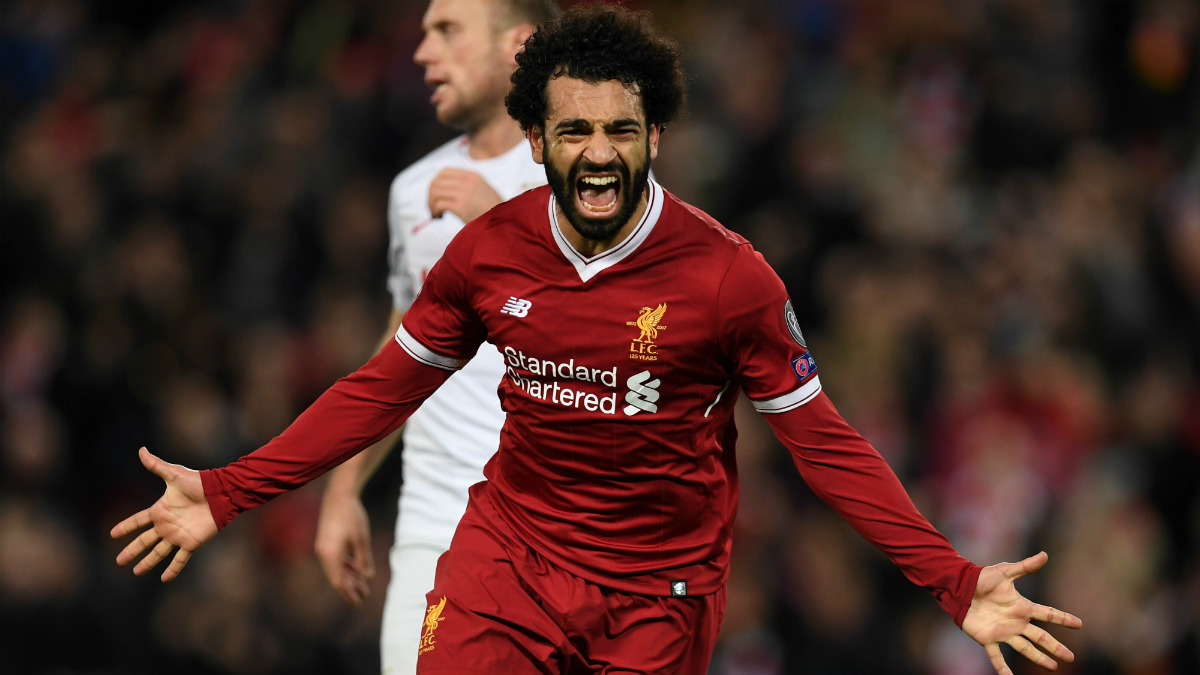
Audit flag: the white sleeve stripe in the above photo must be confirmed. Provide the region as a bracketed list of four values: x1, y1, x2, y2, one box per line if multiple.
[394, 326, 467, 371]
[751, 376, 823, 414]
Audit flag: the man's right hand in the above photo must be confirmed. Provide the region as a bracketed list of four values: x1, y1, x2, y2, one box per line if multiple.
[427, 168, 503, 223]
[314, 489, 376, 605]
[112, 446, 218, 582]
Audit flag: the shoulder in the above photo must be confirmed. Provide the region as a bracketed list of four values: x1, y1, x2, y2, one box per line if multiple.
[654, 187, 783, 301]
[484, 141, 547, 198]
[659, 186, 752, 256]
[484, 184, 552, 222]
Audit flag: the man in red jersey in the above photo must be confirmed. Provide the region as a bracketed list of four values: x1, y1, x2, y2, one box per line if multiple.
[112, 5, 1081, 675]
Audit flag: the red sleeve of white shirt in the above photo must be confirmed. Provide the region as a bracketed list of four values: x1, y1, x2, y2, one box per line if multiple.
[199, 338, 454, 529]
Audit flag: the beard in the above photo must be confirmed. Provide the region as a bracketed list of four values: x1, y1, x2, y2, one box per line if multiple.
[544, 140, 652, 244]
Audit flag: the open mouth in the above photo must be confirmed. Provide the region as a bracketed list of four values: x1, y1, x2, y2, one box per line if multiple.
[576, 174, 620, 216]
[426, 77, 448, 104]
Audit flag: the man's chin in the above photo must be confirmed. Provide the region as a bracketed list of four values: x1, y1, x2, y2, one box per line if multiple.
[436, 104, 474, 132]
[564, 210, 626, 243]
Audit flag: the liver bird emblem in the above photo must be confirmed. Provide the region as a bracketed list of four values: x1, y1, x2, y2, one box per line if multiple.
[423, 595, 447, 637]
[628, 303, 668, 343]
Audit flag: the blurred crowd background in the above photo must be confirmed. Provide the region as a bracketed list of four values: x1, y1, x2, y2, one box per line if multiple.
[2, 0, 1198, 673]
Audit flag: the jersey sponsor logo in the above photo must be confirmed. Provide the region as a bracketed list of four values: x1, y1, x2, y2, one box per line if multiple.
[623, 370, 661, 415]
[502, 347, 665, 417]
[419, 596, 447, 656]
[784, 300, 806, 347]
[791, 352, 818, 383]
[504, 346, 620, 413]
[626, 303, 668, 361]
[501, 296, 533, 317]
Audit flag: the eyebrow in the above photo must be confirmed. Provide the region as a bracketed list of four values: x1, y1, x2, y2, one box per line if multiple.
[553, 118, 642, 133]
[424, 18, 456, 33]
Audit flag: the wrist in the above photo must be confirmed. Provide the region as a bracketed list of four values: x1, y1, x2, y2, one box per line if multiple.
[323, 465, 365, 501]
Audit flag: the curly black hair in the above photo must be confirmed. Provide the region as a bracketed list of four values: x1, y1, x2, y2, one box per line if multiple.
[505, 3, 686, 131]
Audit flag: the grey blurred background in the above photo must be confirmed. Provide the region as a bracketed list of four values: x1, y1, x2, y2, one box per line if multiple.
[1, 0, 1198, 673]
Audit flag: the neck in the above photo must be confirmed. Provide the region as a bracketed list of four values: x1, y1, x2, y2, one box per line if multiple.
[465, 111, 526, 160]
[557, 185, 651, 258]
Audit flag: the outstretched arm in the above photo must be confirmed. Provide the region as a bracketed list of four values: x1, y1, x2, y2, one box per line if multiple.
[112, 336, 457, 581]
[963, 552, 1082, 675]
[764, 391, 982, 624]
[111, 447, 218, 582]
[763, 391, 1080, 670]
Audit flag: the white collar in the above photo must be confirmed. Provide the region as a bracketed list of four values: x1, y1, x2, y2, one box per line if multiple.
[548, 179, 664, 283]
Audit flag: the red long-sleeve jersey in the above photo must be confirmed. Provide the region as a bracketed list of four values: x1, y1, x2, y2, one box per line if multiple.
[201, 182, 981, 625]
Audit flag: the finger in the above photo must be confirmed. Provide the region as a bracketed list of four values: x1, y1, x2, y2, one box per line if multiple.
[344, 578, 364, 605]
[1030, 602, 1083, 629]
[139, 446, 175, 482]
[352, 572, 373, 599]
[1005, 551, 1049, 581]
[428, 194, 448, 218]
[315, 554, 340, 584]
[336, 584, 360, 605]
[349, 540, 375, 578]
[1023, 624, 1075, 663]
[435, 168, 468, 182]
[332, 569, 362, 605]
[161, 547, 192, 583]
[1006, 635, 1058, 671]
[985, 643, 1013, 675]
[117, 527, 161, 566]
[361, 550, 376, 579]
[111, 509, 151, 539]
[428, 175, 459, 199]
[133, 538, 176, 576]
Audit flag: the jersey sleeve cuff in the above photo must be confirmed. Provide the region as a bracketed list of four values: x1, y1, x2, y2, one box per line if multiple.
[939, 562, 983, 628]
[750, 376, 822, 414]
[199, 468, 238, 530]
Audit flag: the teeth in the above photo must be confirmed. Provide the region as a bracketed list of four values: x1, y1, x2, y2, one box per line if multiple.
[582, 198, 617, 212]
[581, 176, 617, 186]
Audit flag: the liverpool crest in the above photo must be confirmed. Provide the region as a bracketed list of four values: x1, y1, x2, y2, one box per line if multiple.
[627, 304, 668, 361]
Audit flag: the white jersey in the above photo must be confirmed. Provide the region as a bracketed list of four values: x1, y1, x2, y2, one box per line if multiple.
[386, 135, 546, 546]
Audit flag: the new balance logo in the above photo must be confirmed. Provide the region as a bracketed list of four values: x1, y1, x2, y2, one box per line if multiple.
[624, 370, 660, 416]
[501, 297, 532, 317]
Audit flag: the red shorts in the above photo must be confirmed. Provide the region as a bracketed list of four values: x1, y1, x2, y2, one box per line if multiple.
[415, 487, 726, 675]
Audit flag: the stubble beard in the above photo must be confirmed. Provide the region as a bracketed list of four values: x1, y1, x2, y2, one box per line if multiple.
[545, 140, 652, 244]
[438, 56, 511, 134]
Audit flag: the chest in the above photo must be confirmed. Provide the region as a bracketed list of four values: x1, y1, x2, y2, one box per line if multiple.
[472, 254, 725, 386]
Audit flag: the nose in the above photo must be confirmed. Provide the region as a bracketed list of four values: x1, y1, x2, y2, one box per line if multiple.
[413, 33, 434, 66]
[582, 132, 617, 165]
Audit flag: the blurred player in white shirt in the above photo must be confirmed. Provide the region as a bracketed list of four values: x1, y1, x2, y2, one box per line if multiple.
[312, 1, 557, 673]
